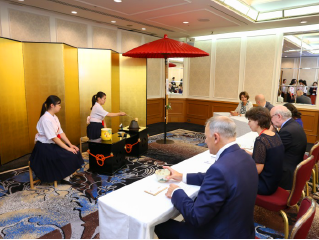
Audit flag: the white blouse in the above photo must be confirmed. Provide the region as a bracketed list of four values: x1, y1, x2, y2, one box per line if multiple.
[35, 111, 63, 144]
[90, 102, 109, 123]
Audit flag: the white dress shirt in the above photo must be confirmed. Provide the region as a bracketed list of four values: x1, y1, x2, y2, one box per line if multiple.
[35, 111, 63, 144]
[90, 102, 109, 123]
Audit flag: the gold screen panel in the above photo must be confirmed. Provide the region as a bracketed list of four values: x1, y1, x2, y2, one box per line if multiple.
[78, 49, 111, 137]
[120, 56, 147, 127]
[111, 51, 120, 132]
[23, 43, 66, 150]
[63, 45, 81, 144]
[0, 38, 30, 164]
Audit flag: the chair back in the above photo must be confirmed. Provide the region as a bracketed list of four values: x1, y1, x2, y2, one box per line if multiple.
[290, 197, 316, 239]
[309, 142, 319, 164]
[288, 156, 315, 206]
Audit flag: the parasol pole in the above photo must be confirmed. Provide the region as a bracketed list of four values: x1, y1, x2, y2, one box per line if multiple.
[164, 57, 168, 143]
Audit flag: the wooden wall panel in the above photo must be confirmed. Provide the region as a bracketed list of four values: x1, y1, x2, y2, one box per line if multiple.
[147, 98, 319, 143]
[299, 109, 319, 143]
[168, 99, 186, 123]
[147, 98, 164, 125]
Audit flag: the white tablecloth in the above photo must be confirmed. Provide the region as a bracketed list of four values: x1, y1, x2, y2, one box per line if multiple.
[213, 112, 251, 137]
[98, 132, 258, 239]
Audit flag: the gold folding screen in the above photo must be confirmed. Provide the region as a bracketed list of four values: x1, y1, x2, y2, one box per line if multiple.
[78, 49, 112, 136]
[120, 56, 147, 127]
[63, 45, 81, 144]
[0, 38, 146, 165]
[0, 38, 30, 164]
[23, 43, 66, 151]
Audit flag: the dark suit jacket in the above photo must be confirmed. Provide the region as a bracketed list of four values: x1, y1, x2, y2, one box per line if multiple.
[265, 101, 274, 111]
[171, 144, 258, 239]
[278, 118, 307, 190]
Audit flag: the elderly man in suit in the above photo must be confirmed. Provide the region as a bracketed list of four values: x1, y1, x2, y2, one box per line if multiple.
[255, 94, 274, 111]
[154, 116, 258, 239]
[270, 105, 307, 190]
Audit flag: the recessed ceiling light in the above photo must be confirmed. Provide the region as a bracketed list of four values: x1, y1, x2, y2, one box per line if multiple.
[183, 21, 189, 24]
[111, 21, 116, 23]
[114, 0, 122, 2]
[142, 28, 146, 30]
[18, 0, 24, 1]
[71, 11, 77, 14]
[300, 21, 307, 24]
[284, 56, 288, 57]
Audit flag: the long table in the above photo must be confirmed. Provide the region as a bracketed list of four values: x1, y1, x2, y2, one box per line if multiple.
[213, 112, 251, 137]
[98, 131, 258, 239]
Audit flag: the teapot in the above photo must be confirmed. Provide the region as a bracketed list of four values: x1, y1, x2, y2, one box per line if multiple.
[128, 118, 140, 131]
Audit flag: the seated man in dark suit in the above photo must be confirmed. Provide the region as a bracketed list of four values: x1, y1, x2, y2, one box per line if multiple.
[270, 106, 307, 190]
[155, 116, 258, 239]
[255, 94, 274, 111]
[296, 90, 312, 104]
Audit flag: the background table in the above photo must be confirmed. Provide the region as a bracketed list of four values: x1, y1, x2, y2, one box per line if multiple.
[98, 131, 258, 239]
[213, 112, 251, 137]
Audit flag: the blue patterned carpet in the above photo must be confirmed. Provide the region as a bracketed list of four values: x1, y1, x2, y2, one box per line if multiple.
[0, 129, 317, 238]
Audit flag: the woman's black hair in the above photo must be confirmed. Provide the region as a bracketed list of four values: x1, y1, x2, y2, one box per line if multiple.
[290, 79, 296, 85]
[91, 91, 106, 110]
[284, 103, 302, 119]
[303, 80, 307, 86]
[40, 95, 61, 118]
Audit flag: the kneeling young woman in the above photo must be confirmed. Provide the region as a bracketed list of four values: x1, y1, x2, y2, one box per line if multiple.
[30, 95, 84, 183]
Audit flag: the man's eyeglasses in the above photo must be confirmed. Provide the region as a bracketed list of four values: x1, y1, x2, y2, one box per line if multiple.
[271, 114, 278, 118]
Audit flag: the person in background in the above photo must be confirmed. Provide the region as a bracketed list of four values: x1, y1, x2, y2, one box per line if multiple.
[287, 79, 297, 103]
[310, 82, 317, 105]
[245, 107, 284, 195]
[281, 79, 288, 102]
[270, 106, 307, 190]
[284, 103, 303, 127]
[30, 95, 84, 184]
[155, 116, 258, 238]
[255, 94, 274, 111]
[230, 91, 253, 116]
[87, 91, 126, 140]
[302, 80, 308, 96]
[179, 79, 183, 87]
[178, 85, 183, 94]
[171, 77, 176, 87]
[278, 90, 284, 103]
[296, 90, 311, 104]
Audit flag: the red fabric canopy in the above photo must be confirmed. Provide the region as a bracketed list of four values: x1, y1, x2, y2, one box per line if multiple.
[169, 63, 176, 67]
[122, 34, 209, 58]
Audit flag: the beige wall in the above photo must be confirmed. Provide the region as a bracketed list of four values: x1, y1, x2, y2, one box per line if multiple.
[187, 34, 280, 105]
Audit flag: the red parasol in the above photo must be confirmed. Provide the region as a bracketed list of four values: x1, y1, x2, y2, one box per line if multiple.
[123, 34, 209, 144]
[169, 62, 176, 67]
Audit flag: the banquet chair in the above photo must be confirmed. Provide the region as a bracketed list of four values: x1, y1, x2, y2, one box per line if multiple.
[308, 142, 319, 193]
[28, 161, 57, 189]
[255, 156, 315, 239]
[255, 197, 316, 239]
[289, 197, 316, 239]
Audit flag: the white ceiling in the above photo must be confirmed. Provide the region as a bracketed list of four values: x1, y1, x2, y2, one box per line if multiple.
[245, 0, 319, 12]
[3, 0, 319, 38]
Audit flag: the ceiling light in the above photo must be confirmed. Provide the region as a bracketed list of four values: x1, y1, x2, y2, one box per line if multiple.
[284, 56, 288, 57]
[142, 28, 146, 30]
[114, 0, 122, 2]
[224, 0, 249, 15]
[285, 5, 319, 17]
[18, 0, 24, 1]
[300, 21, 308, 24]
[183, 22, 189, 24]
[71, 11, 77, 14]
[247, 8, 258, 20]
[111, 21, 116, 23]
[257, 11, 282, 21]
